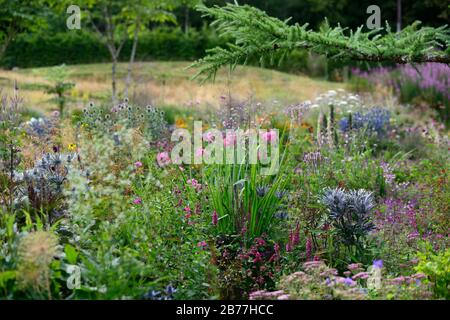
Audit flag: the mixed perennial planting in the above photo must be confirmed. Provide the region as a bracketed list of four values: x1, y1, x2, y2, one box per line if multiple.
[1, 84, 448, 300]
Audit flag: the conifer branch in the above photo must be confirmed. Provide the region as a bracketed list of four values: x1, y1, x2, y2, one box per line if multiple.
[190, 3, 450, 82]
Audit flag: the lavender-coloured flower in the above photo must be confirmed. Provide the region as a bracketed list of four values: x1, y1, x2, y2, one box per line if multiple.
[373, 260, 383, 269]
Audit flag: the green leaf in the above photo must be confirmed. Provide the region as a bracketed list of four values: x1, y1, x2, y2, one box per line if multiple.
[65, 244, 79, 265]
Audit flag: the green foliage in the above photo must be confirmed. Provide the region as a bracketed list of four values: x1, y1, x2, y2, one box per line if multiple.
[0, 0, 49, 61]
[43, 64, 75, 117]
[80, 100, 167, 141]
[191, 3, 450, 81]
[204, 160, 287, 240]
[415, 244, 450, 299]
[1, 28, 224, 68]
[61, 129, 217, 299]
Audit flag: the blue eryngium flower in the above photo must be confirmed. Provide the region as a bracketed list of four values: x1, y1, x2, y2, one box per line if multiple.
[340, 107, 390, 136]
[143, 285, 177, 300]
[165, 284, 177, 296]
[274, 211, 289, 219]
[321, 187, 375, 246]
[256, 185, 270, 197]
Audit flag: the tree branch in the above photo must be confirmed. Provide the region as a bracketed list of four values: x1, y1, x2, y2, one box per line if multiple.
[190, 3, 450, 82]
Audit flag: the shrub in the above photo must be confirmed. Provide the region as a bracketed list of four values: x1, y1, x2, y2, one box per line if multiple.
[1, 28, 225, 69]
[415, 244, 450, 299]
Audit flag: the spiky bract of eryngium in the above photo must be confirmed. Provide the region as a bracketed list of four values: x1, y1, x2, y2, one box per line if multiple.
[321, 187, 375, 246]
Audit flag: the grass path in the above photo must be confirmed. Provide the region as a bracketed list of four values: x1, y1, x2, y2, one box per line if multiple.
[0, 61, 343, 114]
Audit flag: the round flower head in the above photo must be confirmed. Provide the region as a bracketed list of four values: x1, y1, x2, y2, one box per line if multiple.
[373, 260, 383, 269]
[156, 152, 171, 167]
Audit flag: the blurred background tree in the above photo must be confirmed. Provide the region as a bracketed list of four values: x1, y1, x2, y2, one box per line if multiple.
[0, 0, 48, 62]
[43, 64, 74, 117]
[0, 0, 448, 80]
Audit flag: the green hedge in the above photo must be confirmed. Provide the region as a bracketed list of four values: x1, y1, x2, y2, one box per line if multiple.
[2, 27, 351, 80]
[1, 28, 225, 69]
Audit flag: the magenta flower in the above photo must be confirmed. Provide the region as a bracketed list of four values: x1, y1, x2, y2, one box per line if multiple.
[133, 197, 142, 205]
[271, 243, 280, 261]
[252, 251, 263, 263]
[305, 237, 312, 260]
[134, 161, 143, 168]
[212, 210, 218, 225]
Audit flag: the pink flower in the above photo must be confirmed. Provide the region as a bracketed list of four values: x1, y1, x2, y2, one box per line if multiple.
[134, 161, 143, 168]
[197, 241, 207, 248]
[156, 152, 171, 167]
[285, 242, 292, 252]
[274, 243, 280, 256]
[348, 263, 363, 271]
[352, 272, 370, 280]
[51, 110, 60, 118]
[133, 197, 142, 205]
[255, 238, 266, 246]
[187, 179, 198, 186]
[252, 251, 263, 263]
[212, 210, 218, 225]
[261, 130, 277, 142]
[223, 132, 236, 147]
[195, 148, 204, 157]
[203, 131, 215, 143]
[183, 206, 191, 214]
[187, 179, 202, 191]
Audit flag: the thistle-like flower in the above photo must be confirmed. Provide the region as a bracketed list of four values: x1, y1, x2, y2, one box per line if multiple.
[17, 231, 59, 298]
[321, 187, 375, 246]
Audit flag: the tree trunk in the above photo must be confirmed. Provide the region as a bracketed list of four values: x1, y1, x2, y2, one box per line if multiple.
[124, 19, 140, 99]
[0, 31, 14, 64]
[111, 57, 118, 105]
[184, 6, 190, 34]
[396, 0, 402, 32]
[0, 42, 7, 63]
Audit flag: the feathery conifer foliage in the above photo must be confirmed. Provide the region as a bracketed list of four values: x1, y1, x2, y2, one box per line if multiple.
[191, 3, 450, 81]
